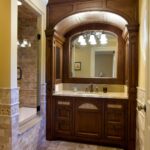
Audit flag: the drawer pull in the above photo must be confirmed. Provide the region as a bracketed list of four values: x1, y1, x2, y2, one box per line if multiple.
[107, 104, 122, 109]
[58, 101, 70, 106]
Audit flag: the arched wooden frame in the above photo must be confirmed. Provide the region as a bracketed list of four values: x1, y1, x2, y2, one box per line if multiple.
[63, 23, 125, 84]
[46, 1, 139, 150]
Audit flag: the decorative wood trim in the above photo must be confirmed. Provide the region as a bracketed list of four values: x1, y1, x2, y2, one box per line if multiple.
[107, 104, 122, 109]
[58, 101, 70, 105]
[78, 103, 98, 110]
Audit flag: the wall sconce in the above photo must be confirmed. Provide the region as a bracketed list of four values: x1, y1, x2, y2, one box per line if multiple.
[17, 0, 22, 6]
[17, 39, 31, 48]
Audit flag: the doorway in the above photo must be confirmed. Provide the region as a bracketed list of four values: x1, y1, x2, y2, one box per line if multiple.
[17, 1, 41, 124]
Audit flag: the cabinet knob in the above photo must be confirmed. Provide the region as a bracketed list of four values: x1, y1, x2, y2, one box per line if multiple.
[137, 105, 146, 112]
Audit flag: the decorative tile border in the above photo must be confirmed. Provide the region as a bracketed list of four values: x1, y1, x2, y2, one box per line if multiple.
[0, 88, 19, 105]
[0, 88, 19, 117]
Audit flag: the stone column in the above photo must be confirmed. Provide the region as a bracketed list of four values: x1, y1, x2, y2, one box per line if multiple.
[0, 88, 19, 150]
[37, 83, 47, 146]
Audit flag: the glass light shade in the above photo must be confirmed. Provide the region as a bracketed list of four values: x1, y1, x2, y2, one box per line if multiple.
[89, 35, 97, 45]
[80, 39, 87, 46]
[100, 34, 108, 45]
[78, 35, 84, 43]
[23, 39, 28, 45]
[20, 43, 26, 47]
[17, 0, 22, 6]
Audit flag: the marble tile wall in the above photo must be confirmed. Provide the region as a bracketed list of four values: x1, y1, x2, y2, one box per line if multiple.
[136, 87, 146, 150]
[0, 84, 46, 150]
[17, 83, 46, 150]
[0, 88, 19, 150]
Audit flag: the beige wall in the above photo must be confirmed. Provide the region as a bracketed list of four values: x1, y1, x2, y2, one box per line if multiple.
[0, 0, 46, 89]
[73, 47, 91, 77]
[0, 0, 18, 88]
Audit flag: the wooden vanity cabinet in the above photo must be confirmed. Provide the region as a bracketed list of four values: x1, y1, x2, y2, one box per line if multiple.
[75, 98, 102, 140]
[53, 96, 128, 148]
[54, 96, 73, 136]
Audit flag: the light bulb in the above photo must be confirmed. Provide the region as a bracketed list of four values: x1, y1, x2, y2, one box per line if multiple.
[80, 39, 87, 46]
[17, 0, 22, 6]
[100, 34, 108, 45]
[89, 35, 97, 45]
[78, 35, 84, 43]
[20, 43, 26, 47]
[23, 39, 28, 45]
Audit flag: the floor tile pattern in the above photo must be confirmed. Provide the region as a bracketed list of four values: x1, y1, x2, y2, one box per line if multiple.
[39, 141, 123, 150]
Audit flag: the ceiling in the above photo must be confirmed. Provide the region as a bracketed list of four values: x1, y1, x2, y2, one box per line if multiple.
[18, 2, 38, 19]
[54, 11, 128, 36]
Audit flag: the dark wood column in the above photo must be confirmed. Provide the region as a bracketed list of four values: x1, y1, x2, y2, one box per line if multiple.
[45, 28, 55, 140]
[126, 25, 139, 150]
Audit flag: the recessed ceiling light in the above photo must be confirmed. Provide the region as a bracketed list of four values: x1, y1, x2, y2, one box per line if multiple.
[17, 0, 22, 6]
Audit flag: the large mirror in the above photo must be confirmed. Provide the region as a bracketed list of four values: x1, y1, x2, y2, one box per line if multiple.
[70, 30, 118, 78]
[63, 23, 125, 84]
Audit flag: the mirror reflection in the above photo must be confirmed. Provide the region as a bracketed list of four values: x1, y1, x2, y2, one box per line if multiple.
[70, 30, 118, 78]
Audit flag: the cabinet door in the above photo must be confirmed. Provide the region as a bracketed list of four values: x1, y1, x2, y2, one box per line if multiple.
[104, 100, 127, 144]
[54, 97, 73, 136]
[75, 98, 102, 139]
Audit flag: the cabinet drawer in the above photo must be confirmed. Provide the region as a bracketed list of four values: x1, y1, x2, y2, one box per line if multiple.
[105, 103, 124, 123]
[105, 123, 124, 140]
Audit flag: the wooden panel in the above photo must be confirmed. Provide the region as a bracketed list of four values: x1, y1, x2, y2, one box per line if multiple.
[76, 1, 103, 10]
[56, 119, 72, 135]
[54, 97, 73, 136]
[75, 98, 102, 138]
[105, 123, 124, 140]
[104, 100, 126, 143]
[75, 110, 101, 138]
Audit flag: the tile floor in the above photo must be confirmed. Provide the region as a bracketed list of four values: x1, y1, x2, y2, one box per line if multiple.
[39, 141, 123, 150]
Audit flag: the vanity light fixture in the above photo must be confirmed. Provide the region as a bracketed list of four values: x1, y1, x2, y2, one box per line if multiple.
[17, 39, 32, 48]
[77, 31, 108, 46]
[17, 0, 22, 6]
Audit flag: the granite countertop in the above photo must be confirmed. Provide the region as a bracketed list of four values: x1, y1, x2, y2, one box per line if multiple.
[53, 90, 128, 99]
